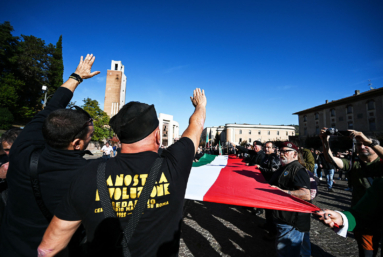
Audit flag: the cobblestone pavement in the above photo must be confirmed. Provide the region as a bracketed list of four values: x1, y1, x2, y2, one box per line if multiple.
[179, 174, 381, 257]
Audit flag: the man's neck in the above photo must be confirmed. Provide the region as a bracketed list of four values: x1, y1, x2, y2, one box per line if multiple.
[121, 144, 159, 154]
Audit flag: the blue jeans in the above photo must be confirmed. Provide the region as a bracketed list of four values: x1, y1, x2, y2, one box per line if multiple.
[102, 155, 110, 160]
[275, 222, 305, 257]
[301, 232, 311, 257]
[324, 169, 335, 188]
[313, 164, 318, 177]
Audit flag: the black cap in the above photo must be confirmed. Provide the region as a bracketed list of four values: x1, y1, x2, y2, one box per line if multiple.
[254, 140, 263, 146]
[109, 102, 159, 144]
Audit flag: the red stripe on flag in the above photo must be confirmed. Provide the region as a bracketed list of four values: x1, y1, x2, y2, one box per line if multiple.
[203, 155, 320, 213]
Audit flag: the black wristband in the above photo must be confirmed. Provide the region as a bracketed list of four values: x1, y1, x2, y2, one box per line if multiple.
[367, 139, 379, 148]
[69, 73, 83, 83]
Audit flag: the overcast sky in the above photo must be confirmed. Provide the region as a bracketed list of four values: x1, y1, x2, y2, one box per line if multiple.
[2, 0, 383, 133]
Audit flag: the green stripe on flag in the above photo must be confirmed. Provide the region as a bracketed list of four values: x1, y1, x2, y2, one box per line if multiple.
[192, 154, 217, 167]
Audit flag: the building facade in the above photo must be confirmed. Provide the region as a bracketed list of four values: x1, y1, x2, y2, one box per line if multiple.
[294, 88, 383, 139]
[202, 124, 295, 145]
[104, 60, 127, 117]
[158, 113, 179, 147]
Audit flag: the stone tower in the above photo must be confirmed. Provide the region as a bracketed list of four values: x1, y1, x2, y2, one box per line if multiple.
[104, 60, 126, 117]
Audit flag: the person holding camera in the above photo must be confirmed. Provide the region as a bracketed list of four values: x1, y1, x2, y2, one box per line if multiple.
[319, 127, 383, 257]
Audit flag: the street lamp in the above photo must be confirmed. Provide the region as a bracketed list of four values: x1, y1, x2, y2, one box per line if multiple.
[42, 85, 48, 109]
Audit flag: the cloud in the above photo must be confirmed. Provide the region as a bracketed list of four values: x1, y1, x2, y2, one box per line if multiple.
[164, 65, 188, 74]
[96, 76, 106, 83]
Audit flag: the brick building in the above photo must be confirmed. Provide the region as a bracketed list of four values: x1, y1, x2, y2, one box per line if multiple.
[294, 88, 383, 139]
[104, 60, 127, 117]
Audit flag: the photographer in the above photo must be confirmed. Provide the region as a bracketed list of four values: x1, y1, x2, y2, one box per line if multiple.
[319, 127, 383, 257]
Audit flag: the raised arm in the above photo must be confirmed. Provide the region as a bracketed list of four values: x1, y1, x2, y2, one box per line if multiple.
[319, 128, 344, 169]
[182, 88, 207, 153]
[38, 216, 81, 257]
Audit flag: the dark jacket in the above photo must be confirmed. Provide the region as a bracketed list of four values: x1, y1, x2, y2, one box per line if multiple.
[318, 153, 335, 170]
[270, 161, 311, 232]
[259, 153, 281, 181]
[236, 146, 265, 166]
[0, 87, 93, 257]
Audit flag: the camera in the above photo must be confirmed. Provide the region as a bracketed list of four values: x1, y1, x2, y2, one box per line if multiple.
[325, 128, 352, 136]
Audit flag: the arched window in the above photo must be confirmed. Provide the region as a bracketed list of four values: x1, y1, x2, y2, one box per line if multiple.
[303, 115, 307, 122]
[315, 113, 319, 120]
[330, 109, 335, 117]
[249, 130, 251, 135]
[367, 100, 375, 110]
[347, 105, 353, 114]
[239, 130, 242, 134]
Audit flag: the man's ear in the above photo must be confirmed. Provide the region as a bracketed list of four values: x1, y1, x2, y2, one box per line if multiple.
[156, 129, 161, 145]
[72, 139, 82, 150]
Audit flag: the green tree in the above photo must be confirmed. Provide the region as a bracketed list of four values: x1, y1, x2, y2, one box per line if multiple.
[48, 35, 63, 95]
[82, 98, 112, 142]
[0, 107, 14, 130]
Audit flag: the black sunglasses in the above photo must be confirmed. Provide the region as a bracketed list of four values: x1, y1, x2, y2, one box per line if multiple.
[70, 106, 93, 141]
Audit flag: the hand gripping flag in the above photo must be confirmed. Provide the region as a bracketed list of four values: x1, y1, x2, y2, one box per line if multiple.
[185, 154, 320, 213]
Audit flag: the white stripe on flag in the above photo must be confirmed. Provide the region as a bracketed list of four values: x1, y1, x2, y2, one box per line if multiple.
[185, 156, 229, 201]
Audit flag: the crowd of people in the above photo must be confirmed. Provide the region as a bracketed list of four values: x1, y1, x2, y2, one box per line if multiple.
[0, 53, 381, 257]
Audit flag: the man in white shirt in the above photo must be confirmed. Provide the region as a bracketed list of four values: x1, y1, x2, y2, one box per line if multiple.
[101, 142, 113, 159]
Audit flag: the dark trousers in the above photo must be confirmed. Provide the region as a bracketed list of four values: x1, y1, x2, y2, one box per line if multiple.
[265, 209, 277, 234]
[102, 155, 110, 160]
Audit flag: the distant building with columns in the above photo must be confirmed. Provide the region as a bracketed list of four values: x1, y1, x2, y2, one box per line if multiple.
[202, 123, 295, 145]
[158, 113, 179, 147]
[104, 60, 127, 117]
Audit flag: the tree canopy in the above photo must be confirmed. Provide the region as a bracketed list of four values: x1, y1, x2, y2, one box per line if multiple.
[0, 21, 64, 121]
[82, 98, 113, 142]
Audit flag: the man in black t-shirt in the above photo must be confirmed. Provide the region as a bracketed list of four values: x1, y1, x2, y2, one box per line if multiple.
[0, 54, 100, 257]
[39, 89, 207, 256]
[269, 142, 311, 257]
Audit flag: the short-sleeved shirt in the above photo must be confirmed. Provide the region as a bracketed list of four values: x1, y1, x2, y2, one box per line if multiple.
[55, 137, 195, 257]
[342, 157, 383, 206]
[102, 145, 113, 155]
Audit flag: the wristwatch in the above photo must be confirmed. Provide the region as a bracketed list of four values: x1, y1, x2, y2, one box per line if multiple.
[367, 139, 379, 148]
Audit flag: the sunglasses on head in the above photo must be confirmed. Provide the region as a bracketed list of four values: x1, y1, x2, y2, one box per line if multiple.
[70, 106, 93, 141]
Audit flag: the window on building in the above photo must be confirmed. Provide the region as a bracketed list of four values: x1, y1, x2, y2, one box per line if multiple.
[258, 130, 261, 135]
[347, 105, 353, 114]
[367, 100, 375, 110]
[304, 128, 307, 136]
[348, 121, 353, 129]
[286, 131, 288, 135]
[330, 109, 335, 117]
[316, 127, 319, 135]
[249, 130, 251, 135]
[268, 131, 270, 135]
[277, 131, 279, 135]
[303, 116, 307, 122]
[115, 64, 118, 70]
[239, 138, 242, 143]
[369, 118, 376, 131]
[315, 113, 319, 120]
[249, 138, 251, 143]
[239, 130, 242, 134]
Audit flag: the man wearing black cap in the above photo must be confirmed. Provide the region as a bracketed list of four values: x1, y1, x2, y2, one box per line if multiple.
[39, 89, 207, 256]
[232, 140, 265, 166]
[269, 142, 311, 257]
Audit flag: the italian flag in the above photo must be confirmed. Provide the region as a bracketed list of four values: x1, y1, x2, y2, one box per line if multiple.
[185, 154, 319, 213]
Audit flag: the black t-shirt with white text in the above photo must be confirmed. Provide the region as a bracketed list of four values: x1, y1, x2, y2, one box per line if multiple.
[55, 137, 195, 257]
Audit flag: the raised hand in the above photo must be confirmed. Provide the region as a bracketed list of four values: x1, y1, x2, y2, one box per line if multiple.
[190, 88, 207, 108]
[74, 54, 101, 79]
